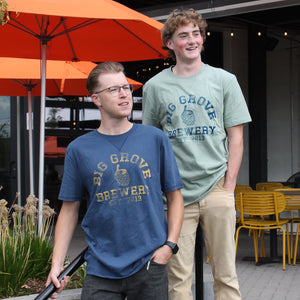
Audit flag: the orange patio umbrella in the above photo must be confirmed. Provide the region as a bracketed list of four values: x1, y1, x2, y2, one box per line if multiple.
[1, 0, 166, 62]
[0, 57, 143, 196]
[0, 58, 143, 96]
[1, 0, 164, 234]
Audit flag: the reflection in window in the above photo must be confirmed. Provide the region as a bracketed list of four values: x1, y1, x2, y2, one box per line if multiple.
[0, 96, 11, 138]
[0, 97, 11, 200]
[45, 107, 70, 129]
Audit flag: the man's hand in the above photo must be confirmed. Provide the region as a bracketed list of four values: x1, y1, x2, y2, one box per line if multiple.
[46, 266, 70, 299]
[151, 245, 173, 265]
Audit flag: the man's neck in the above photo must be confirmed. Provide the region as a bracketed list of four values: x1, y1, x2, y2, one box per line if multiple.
[172, 58, 202, 77]
[98, 119, 133, 135]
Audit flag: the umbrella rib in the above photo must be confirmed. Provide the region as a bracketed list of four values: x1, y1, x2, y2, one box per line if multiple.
[47, 17, 68, 39]
[35, 15, 66, 43]
[51, 79, 61, 94]
[10, 79, 40, 90]
[112, 19, 164, 57]
[51, 18, 102, 39]
[62, 18, 78, 61]
[7, 15, 65, 42]
[8, 16, 41, 40]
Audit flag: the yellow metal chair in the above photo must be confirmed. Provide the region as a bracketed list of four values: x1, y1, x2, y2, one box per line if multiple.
[275, 188, 300, 257]
[235, 184, 253, 193]
[235, 184, 253, 224]
[256, 182, 284, 191]
[235, 191, 290, 270]
[293, 223, 300, 265]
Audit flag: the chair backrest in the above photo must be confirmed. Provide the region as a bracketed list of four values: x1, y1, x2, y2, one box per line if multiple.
[275, 188, 300, 210]
[235, 191, 286, 223]
[256, 182, 283, 191]
[235, 184, 253, 195]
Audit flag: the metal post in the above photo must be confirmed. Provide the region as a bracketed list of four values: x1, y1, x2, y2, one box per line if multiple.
[38, 41, 47, 236]
[16, 96, 21, 206]
[28, 90, 34, 195]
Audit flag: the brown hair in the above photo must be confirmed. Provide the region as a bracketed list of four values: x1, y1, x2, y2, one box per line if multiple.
[86, 61, 125, 95]
[161, 9, 207, 60]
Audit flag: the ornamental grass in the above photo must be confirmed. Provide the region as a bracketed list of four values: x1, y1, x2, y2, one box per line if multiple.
[0, 191, 55, 298]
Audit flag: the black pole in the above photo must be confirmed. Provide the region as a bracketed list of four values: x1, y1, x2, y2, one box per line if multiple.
[248, 25, 268, 189]
[35, 247, 88, 300]
[195, 224, 204, 300]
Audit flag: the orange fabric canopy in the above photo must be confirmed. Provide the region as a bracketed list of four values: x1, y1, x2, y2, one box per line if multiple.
[0, 58, 143, 96]
[1, 0, 163, 223]
[1, 0, 167, 62]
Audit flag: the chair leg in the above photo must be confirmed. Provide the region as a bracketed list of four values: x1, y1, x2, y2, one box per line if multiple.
[281, 227, 286, 270]
[235, 226, 242, 258]
[253, 229, 259, 263]
[260, 230, 266, 257]
[286, 224, 290, 265]
[293, 224, 300, 265]
[290, 220, 294, 258]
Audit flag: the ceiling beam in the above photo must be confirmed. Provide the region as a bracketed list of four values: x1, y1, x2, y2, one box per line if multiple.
[138, 0, 300, 21]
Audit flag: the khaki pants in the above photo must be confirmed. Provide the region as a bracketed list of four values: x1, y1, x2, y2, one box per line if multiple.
[167, 178, 241, 300]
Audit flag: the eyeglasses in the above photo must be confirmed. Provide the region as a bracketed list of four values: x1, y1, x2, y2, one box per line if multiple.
[94, 84, 133, 97]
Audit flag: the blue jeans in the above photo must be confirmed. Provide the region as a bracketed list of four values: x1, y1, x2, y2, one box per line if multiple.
[81, 260, 168, 300]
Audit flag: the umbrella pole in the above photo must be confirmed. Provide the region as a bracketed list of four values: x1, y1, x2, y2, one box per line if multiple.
[28, 89, 34, 195]
[38, 42, 47, 236]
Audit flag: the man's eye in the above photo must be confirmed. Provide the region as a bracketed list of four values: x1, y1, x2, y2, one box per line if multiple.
[123, 85, 130, 90]
[110, 87, 119, 93]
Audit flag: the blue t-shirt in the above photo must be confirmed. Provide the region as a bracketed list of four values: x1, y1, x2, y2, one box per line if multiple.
[59, 123, 183, 279]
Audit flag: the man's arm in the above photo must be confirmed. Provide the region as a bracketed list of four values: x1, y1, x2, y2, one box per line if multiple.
[151, 189, 184, 264]
[224, 124, 244, 191]
[165, 189, 184, 244]
[46, 200, 80, 299]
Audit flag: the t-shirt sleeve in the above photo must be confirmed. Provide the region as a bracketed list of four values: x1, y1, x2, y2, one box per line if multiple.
[223, 74, 252, 128]
[159, 133, 184, 193]
[142, 81, 161, 128]
[58, 146, 84, 202]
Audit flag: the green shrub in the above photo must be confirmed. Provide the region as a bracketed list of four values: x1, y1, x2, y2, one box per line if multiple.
[0, 193, 55, 298]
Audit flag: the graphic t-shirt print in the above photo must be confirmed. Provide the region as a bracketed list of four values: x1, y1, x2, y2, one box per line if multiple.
[93, 152, 151, 206]
[167, 94, 216, 143]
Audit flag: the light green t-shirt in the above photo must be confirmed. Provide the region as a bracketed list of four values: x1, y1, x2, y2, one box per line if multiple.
[142, 63, 252, 206]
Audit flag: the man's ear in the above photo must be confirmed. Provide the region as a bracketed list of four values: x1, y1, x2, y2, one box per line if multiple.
[91, 94, 102, 108]
[166, 39, 174, 50]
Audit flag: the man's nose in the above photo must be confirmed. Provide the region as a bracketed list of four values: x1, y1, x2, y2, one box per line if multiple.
[187, 34, 195, 43]
[119, 87, 127, 96]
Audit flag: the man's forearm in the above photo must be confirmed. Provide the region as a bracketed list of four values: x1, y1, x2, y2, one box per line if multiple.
[166, 189, 184, 243]
[51, 201, 80, 269]
[224, 125, 244, 190]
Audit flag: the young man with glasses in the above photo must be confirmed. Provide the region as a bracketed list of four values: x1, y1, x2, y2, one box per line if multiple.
[143, 9, 251, 300]
[46, 61, 184, 300]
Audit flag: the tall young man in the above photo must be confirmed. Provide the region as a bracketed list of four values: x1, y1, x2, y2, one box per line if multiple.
[143, 9, 251, 300]
[46, 61, 184, 300]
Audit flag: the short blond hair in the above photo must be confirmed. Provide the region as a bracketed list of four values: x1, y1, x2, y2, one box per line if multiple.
[86, 61, 124, 95]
